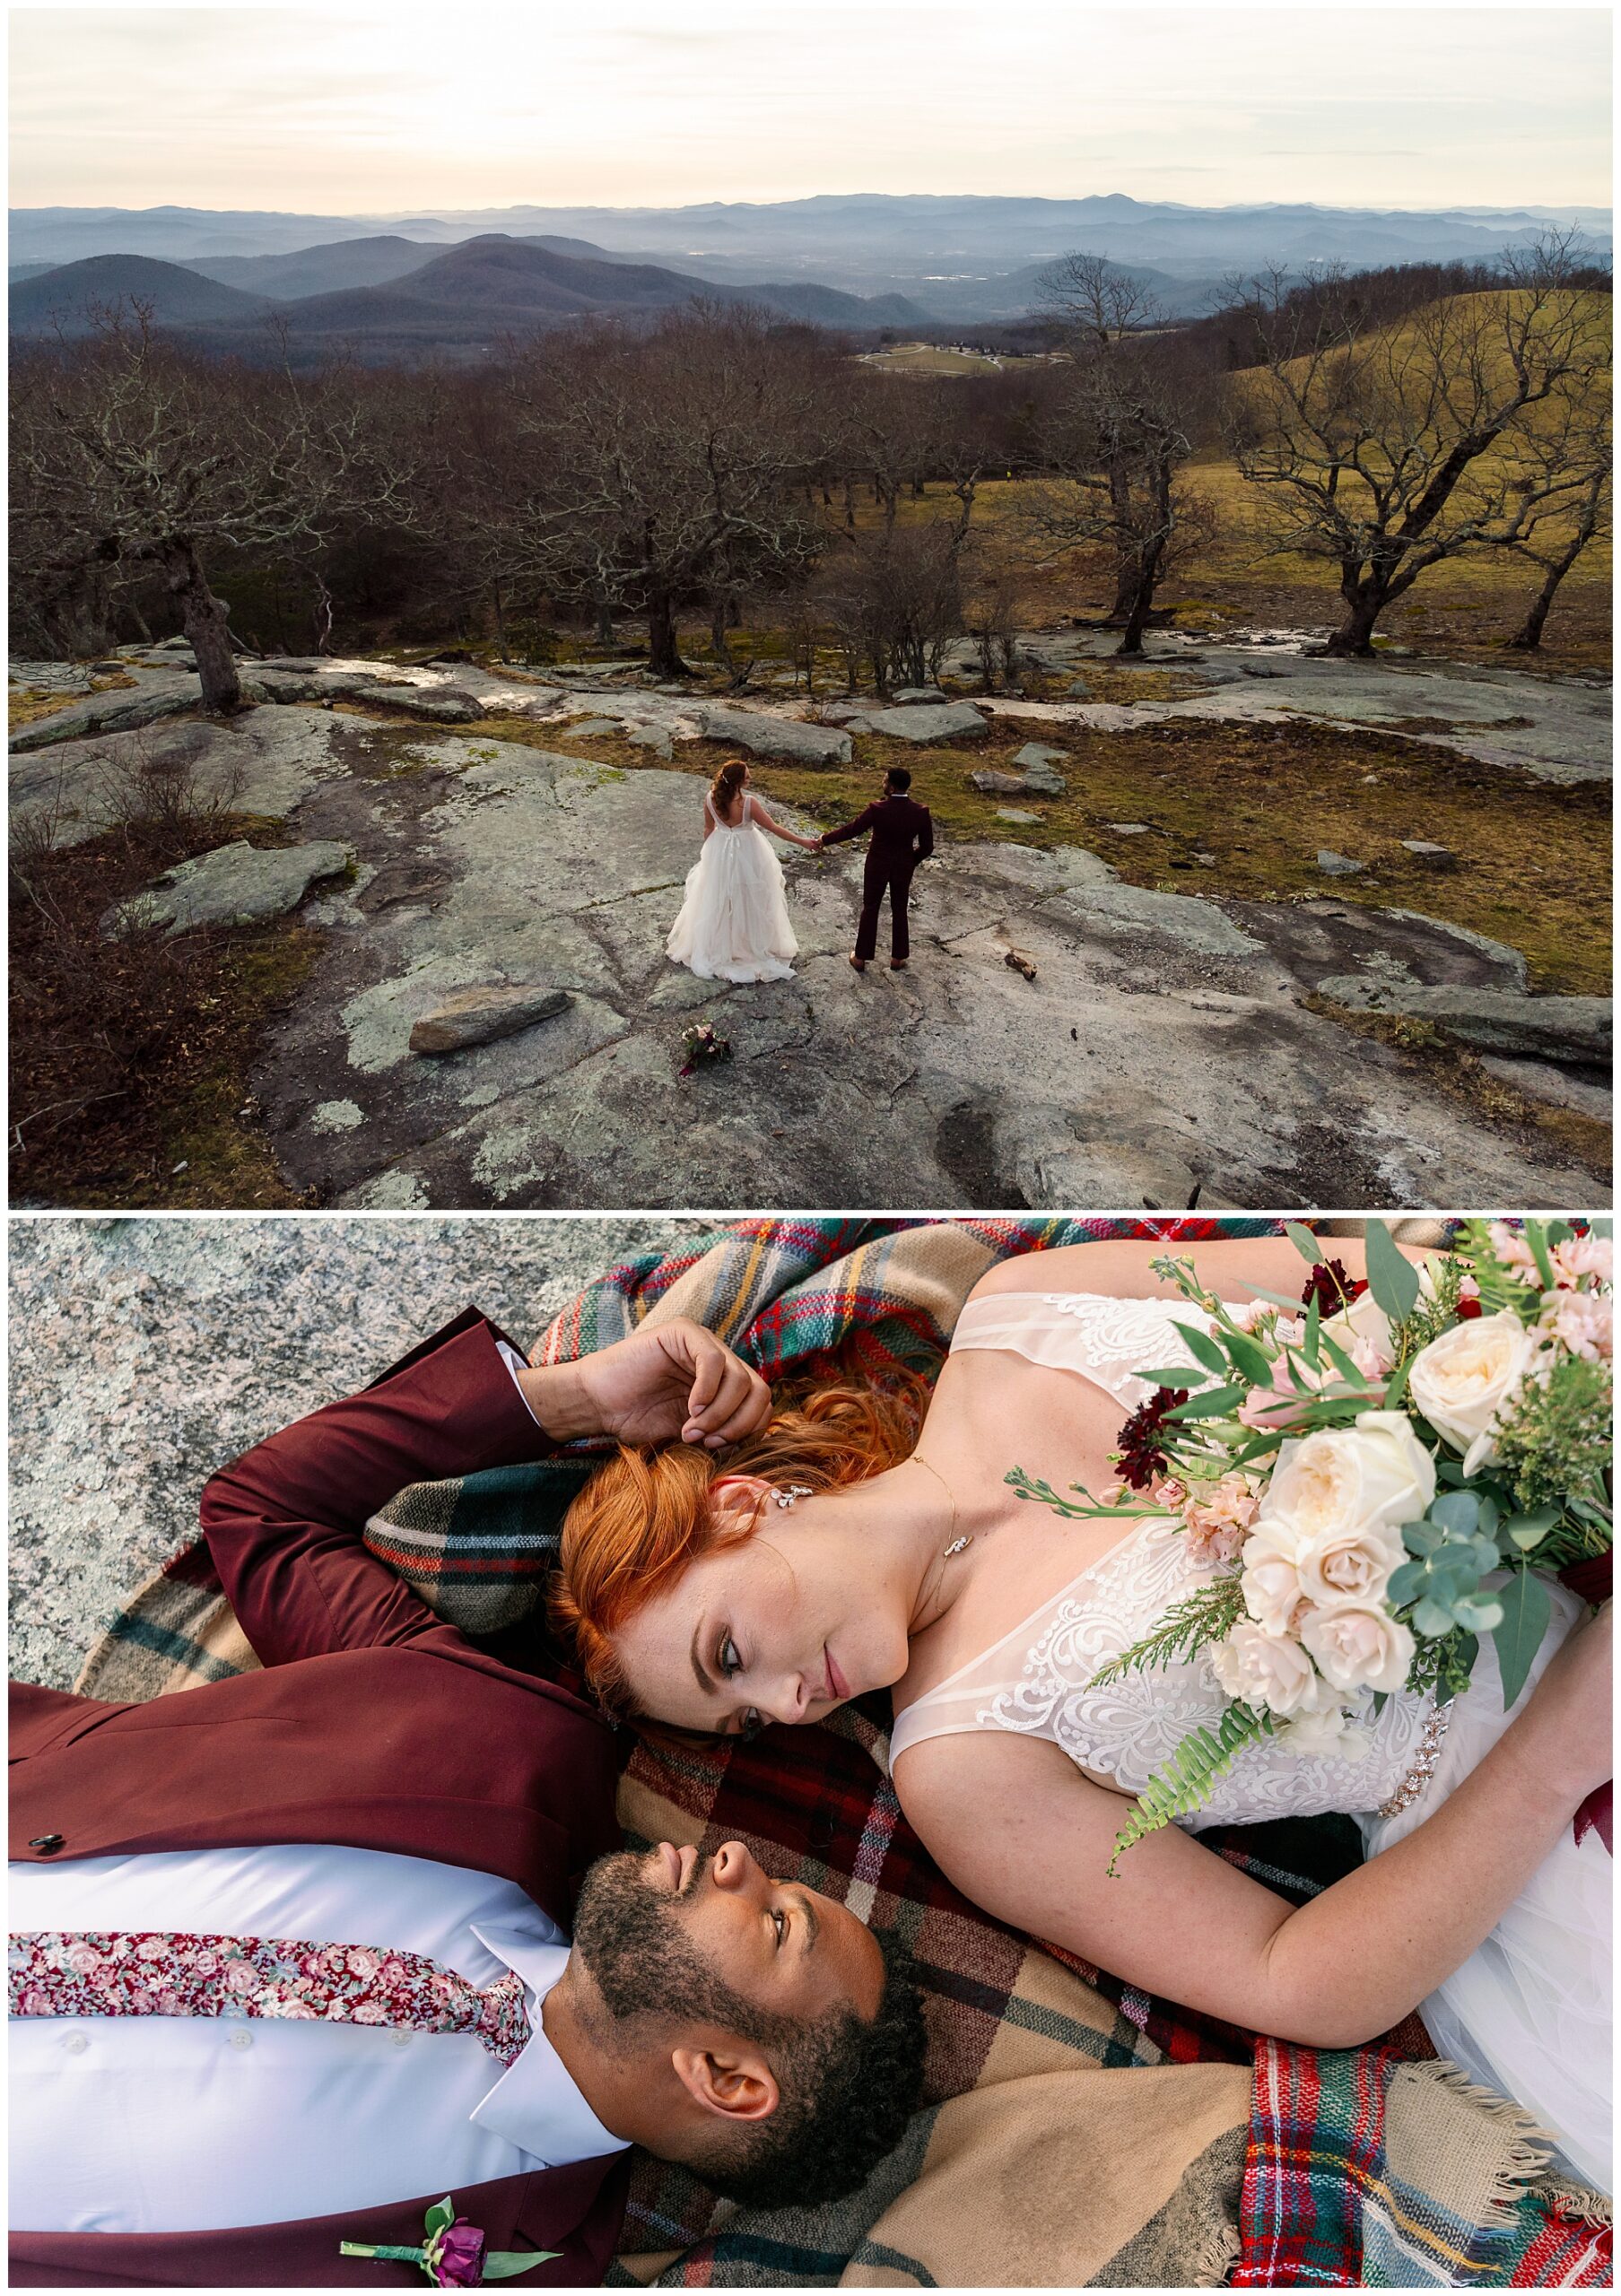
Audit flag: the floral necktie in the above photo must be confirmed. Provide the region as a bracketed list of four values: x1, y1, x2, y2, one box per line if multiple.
[8, 1930, 533, 2066]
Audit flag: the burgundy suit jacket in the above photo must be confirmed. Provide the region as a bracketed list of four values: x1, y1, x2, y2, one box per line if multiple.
[822, 793, 934, 873]
[10, 1310, 631, 2287]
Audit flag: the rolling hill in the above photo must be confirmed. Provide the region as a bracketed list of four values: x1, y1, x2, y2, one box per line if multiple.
[8, 253, 275, 334]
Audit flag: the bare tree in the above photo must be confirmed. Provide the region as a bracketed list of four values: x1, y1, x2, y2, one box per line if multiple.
[1014, 344, 1218, 653]
[490, 306, 833, 679]
[1482, 389, 1612, 651]
[9, 308, 417, 711]
[1223, 235, 1610, 656]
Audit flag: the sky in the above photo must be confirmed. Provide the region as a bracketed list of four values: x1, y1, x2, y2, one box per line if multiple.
[9, 1, 1613, 216]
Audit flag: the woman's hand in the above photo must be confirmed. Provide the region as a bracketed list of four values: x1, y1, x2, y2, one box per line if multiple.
[1512, 1597, 1612, 1801]
[519, 1319, 772, 1450]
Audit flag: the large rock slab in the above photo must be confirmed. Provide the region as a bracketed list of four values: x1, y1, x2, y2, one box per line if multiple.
[864, 701, 987, 743]
[10, 684, 198, 752]
[104, 839, 352, 937]
[409, 985, 572, 1055]
[697, 705, 851, 766]
[1315, 978, 1611, 1066]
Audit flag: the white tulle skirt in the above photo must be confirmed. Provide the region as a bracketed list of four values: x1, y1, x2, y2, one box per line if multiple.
[667, 824, 797, 984]
[1359, 1578, 1612, 2192]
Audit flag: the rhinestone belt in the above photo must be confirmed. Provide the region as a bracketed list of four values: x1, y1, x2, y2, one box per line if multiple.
[1376, 1699, 1451, 1818]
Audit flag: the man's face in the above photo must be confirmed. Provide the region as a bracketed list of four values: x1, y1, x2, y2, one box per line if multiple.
[571, 1839, 883, 2042]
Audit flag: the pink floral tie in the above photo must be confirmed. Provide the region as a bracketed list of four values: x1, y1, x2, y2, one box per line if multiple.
[8, 1930, 533, 2066]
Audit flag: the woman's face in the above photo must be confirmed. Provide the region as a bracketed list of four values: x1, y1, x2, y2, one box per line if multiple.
[610, 1491, 904, 1736]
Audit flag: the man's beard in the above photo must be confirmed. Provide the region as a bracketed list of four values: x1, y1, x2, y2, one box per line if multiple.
[571, 1848, 789, 2047]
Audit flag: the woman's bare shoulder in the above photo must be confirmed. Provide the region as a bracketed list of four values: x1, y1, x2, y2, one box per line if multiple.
[892, 1725, 1085, 1836]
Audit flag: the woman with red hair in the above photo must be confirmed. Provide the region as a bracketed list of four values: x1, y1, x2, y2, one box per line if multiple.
[667, 759, 818, 984]
[555, 1233, 1611, 2192]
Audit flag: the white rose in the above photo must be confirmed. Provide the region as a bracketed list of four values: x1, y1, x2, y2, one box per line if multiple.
[1299, 1599, 1416, 1695]
[1240, 1517, 1307, 1636]
[1407, 1310, 1542, 1474]
[1321, 1286, 1395, 1368]
[1262, 1413, 1436, 1549]
[1281, 1703, 1373, 1761]
[1210, 1619, 1326, 1717]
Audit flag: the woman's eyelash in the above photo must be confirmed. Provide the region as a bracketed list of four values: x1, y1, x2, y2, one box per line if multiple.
[719, 1634, 742, 1679]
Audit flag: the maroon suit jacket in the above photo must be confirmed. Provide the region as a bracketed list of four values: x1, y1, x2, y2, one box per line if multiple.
[10, 1310, 630, 2287]
[822, 793, 934, 873]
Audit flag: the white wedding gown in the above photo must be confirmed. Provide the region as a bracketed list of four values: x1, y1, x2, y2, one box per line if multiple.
[667, 794, 797, 984]
[891, 1290, 1612, 2191]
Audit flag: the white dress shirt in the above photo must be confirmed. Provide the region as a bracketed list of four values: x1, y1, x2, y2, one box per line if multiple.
[11, 1843, 626, 2232]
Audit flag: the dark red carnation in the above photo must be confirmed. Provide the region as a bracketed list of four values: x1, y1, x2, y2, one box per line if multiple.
[1116, 1387, 1188, 1491]
[1301, 1259, 1366, 1314]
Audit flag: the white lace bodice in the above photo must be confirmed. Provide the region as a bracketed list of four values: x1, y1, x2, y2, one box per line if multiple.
[889, 1291, 1437, 1827]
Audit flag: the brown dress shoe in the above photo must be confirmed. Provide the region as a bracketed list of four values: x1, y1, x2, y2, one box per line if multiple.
[850, 953, 867, 971]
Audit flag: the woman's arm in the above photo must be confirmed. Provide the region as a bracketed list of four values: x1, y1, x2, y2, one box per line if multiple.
[970, 1231, 1429, 1309]
[896, 1605, 1609, 2046]
[747, 797, 817, 849]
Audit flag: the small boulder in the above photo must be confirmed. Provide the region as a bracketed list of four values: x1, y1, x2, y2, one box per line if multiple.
[1064, 677, 1093, 698]
[409, 985, 572, 1056]
[891, 686, 948, 705]
[1021, 761, 1068, 796]
[348, 682, 484, 725]
[1242, 664, 1287, 680]
[1005, 948, 1039, 981]
[970, 769, 1029, 796]
[863, 700, 987, 744]
[1314, 978, 1611, 1068]
[103, 839, 352, 938]
[1316, 849, 1365, 876]
[1012, 743, 1067, 769]
[997, 808, 1041, 824]
[1401, 839, 1457, 870]
[697, 704, 852, 767]
[1105, 822, 1151, 836]
[569, 717, 623, 736]
[625, 722, 674, 759]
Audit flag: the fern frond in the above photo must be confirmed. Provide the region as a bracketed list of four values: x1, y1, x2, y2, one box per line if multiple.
[1107, 1703, 1275, 1875]
[1088, 1576, 1246, 1687]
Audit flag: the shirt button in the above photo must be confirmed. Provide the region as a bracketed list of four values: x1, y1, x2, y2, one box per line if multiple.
[63, 2031, 89, 2055]
[229, 2029, 253, 2051]
[390, 2031, 411, 2048]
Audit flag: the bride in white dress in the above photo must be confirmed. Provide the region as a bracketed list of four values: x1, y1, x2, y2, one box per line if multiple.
[667, 760, 819, 984]
[558, 1235, 1613, 2192]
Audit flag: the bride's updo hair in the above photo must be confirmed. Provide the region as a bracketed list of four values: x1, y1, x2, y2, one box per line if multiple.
[710, 758, 749, 815]
[553, 1367, 926, 1715]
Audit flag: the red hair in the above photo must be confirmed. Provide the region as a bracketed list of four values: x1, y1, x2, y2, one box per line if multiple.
[709, 758, 749, 814]
[552, 1369, 926, 1714]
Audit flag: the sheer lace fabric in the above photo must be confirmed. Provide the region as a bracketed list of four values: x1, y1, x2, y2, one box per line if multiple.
[666, 795, 797, 984]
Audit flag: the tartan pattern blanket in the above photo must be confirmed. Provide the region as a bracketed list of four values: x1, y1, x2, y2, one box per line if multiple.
[72, 1216, 1608, 2289]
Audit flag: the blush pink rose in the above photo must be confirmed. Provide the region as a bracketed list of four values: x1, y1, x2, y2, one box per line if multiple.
[224, 1960, 258, 1995]
[135, 1936, 170, 1961]
[65, 1944, 101, 1977]
[346, 1947, 380, 1979]
[352, 2001, 388, 2023]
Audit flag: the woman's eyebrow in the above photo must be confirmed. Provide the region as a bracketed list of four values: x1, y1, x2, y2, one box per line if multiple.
[689, 1622, 717, 1699]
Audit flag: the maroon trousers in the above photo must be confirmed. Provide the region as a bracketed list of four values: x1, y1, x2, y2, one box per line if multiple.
[855, 856, 916, 962]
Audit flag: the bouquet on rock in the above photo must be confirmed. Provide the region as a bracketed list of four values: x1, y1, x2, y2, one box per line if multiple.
[1011, 1218, 1612, 1867]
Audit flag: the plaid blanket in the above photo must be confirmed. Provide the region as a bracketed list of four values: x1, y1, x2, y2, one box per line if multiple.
[73, 1216, 1608, 2288]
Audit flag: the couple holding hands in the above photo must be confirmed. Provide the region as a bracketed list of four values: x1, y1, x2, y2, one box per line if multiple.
[667, 759, 934, 983]
[11, 1231, 1610, 2283]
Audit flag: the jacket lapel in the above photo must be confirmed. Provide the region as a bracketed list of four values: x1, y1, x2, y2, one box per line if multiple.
[8, 2155, 632, 2287]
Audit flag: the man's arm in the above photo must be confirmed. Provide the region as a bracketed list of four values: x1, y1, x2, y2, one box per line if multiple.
[202, 1312, 774, 1669]
[819, 802, 880, 849]
[914, 806, 934, 862]
[200, 1311, 558, 1669]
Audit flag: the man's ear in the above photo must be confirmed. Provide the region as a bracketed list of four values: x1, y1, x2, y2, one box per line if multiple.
[670, 2042, 780, 2125]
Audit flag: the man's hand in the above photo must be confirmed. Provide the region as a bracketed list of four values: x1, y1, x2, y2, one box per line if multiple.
[518, 1318, 772, 1450]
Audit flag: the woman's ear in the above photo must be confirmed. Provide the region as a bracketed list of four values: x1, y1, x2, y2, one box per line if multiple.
[709, 1474, 771, 1532]
[669, 2043, 780, 2125]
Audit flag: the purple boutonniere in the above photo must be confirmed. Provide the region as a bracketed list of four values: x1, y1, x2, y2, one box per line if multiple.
[341, 2196, 559, 2283]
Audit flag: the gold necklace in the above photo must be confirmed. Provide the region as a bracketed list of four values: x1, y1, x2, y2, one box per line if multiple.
[910, 1451, 968, 1557]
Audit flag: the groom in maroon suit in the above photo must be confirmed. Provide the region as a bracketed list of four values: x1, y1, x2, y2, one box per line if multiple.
[820, 766, 935, 972]
[10, 1312, 925, 2286]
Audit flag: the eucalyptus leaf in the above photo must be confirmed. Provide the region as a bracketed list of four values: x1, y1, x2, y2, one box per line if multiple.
[1492, 1570, 1553, 1710]
[1285, 1222, 1323, 1265]
[1364, 1221, 1421, 1322]
[1413, 1596, 1459, 1639]
[1504, 1506, 1561, 1552]
[1452, 1593, 1505, 1632]
[1431, 1491, 1479, 1538]
[1164, 1385, 1249, 1422]
[1388, 1559, 1427, 1604]
[1224, 1328, 1277, 1387]
[1303, 1288, 1321, 1367]
[1402, 1520, 1443, 1557]
[1172, 1320, 1230, 1378]
[1138, 1367, 1213, 1392]
[1381, 1358, 1411, 1413]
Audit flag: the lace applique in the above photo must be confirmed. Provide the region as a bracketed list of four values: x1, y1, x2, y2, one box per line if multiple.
[975, 1516, 1434, 1827]
[1033, 1294, 1211, 1406]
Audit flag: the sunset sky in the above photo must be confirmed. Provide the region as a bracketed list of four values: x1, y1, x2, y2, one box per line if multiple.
[10, 2, 1612, 215]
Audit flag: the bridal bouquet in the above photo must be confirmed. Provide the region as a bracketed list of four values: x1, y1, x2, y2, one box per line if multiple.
[1010, 1219, 1612, 1865]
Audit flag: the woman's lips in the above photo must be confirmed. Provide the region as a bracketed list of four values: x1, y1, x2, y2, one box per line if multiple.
[824, 1646, 851, 1702]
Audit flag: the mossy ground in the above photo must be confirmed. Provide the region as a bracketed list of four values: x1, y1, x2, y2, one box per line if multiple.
[8, 670, 138, 731]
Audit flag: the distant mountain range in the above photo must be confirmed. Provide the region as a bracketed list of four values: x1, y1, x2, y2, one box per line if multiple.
[10, 195, 1609, 355]
[7, 233, 940, 358]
